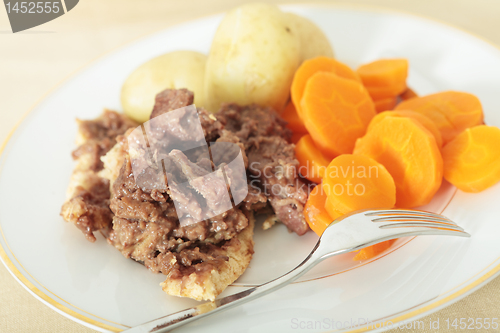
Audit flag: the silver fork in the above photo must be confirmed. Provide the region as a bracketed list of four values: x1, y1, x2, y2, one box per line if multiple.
[126, 208, 470, 332]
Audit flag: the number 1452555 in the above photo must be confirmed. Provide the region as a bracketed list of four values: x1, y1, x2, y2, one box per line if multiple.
[445, 318, 498, 330]
[5, 2, 60, 14]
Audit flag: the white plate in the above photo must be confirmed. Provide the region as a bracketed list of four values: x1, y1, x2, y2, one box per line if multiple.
[1, 4, 500, 333]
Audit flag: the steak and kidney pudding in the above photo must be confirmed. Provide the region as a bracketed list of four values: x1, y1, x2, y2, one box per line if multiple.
[61, 88, 310, 301]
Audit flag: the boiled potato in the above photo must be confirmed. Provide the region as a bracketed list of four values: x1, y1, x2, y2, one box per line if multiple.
[205, 3, 300, 112]
[285, 12, 334, 61]
[121, 51, 207, 123]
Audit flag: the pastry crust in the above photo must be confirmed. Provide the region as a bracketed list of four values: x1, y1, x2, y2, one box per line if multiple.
[98, 131, 131, 187]
[160, 211, 255, 301]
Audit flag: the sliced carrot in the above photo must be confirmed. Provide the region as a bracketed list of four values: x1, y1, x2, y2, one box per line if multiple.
[318, 154, 399, 261]
[282, 100, 307, 134]
[322, 154, 396, 217]
[357, 59, 408, 88]
[357, 59, 408, 100]
[442, 125, 500, 193]
[291, 56, 361, 118]
[366, 83, 407, 100]
[301, 72, 376, 157]
[374, 96, 398, 113]
[295, 135, 331, 183]
[368, 110, 443, 148]
[353, 239, 396, 261]
[395, 91, 484, 144]
[304, 184, 340, 236]
[400, 88, 418, 101]
[354, 116, 443, 208]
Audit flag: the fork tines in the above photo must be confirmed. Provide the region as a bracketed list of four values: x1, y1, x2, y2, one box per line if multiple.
[365, 209, 451, 220]
[365, 209, 468, 235]
[371, 215, 455, 225]
[378, 222, 465, 232]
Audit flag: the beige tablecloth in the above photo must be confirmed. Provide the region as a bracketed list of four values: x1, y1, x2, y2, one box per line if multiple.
[1, 1, 499, 332]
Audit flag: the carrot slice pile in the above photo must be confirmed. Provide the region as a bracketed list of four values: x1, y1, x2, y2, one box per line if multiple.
[295, 135, 331, 183]
[291, 56, 498, 256]
[353, 239, 396, 261]
[395, 91, 484, 144]
[322, 154, 396, 217]
[291, 56, 361, 118]
[304, 185, 340, 236]
[368, 110, 443, 148]
[354, 116, 443, 208]
[442, 125, 500, 193]
[357, 59, 408, 101]
[301, 72, 376, 157]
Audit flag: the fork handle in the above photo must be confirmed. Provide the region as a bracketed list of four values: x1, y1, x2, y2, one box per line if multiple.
[125, 242, 329, 332]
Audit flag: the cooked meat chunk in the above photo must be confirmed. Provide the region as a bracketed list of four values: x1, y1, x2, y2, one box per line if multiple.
[150, 88, 223, 142]
[217, 103, 291, 144]
[242, 184, 268, 211]
[61, 110, 138, 242]
[169, 150, 232, 220]
[150, 88, 194, 119]
[218, 104, 310, 235]
[73, 109, 139, 171]
[247, 136, 310, 235]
